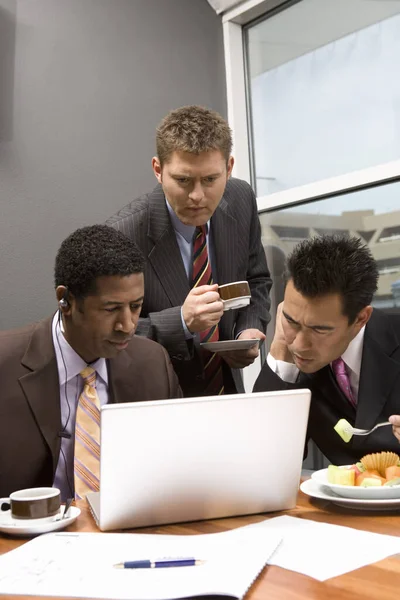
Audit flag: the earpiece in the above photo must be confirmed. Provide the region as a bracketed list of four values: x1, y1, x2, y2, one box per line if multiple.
[58, 289, 69, 309]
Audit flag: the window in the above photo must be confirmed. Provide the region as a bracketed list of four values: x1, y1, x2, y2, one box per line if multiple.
[378, 225, 400, 243]
[222, 0, 400, 410]
[260, 181, 400, 317]
[244, 0, 400, 195]
[270, 225, 309, 240]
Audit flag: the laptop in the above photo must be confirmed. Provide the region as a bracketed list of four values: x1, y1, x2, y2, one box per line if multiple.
[87, 388, 311, 531]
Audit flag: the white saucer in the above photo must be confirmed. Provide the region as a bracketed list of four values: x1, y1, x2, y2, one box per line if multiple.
[301, 478, 400, 511]
[222, 296, 251, 311]
[0, 505, 81, 536]
[200, 338, 260, 352]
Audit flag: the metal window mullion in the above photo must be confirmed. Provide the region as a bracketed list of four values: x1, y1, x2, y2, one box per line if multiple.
[256, 159, 400, 213]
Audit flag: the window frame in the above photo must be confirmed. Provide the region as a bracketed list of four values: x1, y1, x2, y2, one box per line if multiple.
[222, 0, 400, 213]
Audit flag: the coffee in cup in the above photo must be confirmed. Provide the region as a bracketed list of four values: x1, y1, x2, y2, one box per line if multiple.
[218, 281, 251, 311]
[0, 487, 61, 520]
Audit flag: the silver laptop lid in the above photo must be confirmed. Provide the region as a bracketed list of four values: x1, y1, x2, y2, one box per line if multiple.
[96, 389, 311, 530]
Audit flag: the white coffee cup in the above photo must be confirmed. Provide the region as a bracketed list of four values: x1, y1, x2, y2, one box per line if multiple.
[218, 281, 251, 311]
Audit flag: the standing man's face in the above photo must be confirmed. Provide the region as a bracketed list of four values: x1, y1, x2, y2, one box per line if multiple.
[281, 280, 371, 373]
[58, 274, 144, 363]
[152, 150, 234, 227]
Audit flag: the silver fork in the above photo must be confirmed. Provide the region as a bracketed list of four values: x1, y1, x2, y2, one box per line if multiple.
[345, 421, 391, 437]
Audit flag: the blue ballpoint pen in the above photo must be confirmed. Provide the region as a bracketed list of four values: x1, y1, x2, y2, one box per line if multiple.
[114, 558, 205, 569]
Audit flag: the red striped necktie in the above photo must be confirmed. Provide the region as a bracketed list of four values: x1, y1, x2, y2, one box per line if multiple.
[74, 367, 101, 499]
[192, 225, 224, 396]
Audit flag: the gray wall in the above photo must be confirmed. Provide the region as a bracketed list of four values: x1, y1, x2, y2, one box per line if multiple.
[0, 0, 226, 329]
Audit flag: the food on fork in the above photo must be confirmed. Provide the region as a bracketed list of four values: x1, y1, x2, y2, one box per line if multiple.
[334, 418, 353, 442]
[327, 451, 400, 487]
[333, 419, 391, 442]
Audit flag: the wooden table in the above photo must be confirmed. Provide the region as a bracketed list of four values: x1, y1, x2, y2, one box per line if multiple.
[1, 486, 400, 600]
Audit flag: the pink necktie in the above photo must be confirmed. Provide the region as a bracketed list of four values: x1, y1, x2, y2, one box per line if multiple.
[332, 358, 357, 408]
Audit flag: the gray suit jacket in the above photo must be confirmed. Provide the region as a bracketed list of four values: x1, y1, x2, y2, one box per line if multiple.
[0, 316, 181, 496]
[254, 310, 400, 464]
[106, 178, 271, 396]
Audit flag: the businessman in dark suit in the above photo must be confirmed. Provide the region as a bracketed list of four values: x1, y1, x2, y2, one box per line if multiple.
[0, 225, 181, 499]
[254, 235, 400, 465]
[106, 105, 271, 397]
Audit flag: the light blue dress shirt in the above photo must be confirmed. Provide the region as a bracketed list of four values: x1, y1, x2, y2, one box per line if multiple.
[165, 200, 217, 338]
[52, 312, 108, 500]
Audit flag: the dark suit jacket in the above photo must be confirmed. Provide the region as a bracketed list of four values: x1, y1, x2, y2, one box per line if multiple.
[0, 316, 181, 496]
[106, 178, 271, 396]
[253, 310, 400, 464]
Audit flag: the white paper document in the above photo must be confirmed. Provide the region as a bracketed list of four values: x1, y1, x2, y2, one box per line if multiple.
[245, 515, 400, 581]
[0, 528, 282, 600]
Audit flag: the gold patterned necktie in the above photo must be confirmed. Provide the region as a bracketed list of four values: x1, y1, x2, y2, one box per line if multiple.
[74, 366, 101, 499]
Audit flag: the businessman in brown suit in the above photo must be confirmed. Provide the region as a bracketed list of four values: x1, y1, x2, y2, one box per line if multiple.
[0, 225, 181, 499]
[106, 106, 272, 397]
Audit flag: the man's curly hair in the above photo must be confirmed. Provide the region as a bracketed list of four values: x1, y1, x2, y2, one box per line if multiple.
[54, 225, 145, 298]
[156, 105, 232, 166]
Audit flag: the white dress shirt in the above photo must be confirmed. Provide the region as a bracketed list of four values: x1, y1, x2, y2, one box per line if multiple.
[52, 312, 109, 500]
[267, 326, 366, 401]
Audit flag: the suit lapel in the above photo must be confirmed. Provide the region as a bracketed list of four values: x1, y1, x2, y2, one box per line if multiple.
[108, 340, 143, 403]
[210, 196, 237, 285]
[303, 366, 356, 422]
[355, 311, 400, 429]
[19, 316, 61, 475]
[147, 185, 190, 306]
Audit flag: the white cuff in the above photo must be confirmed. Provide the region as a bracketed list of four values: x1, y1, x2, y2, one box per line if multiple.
[180, 307, 194, 340]
[267, 352, 299, 383]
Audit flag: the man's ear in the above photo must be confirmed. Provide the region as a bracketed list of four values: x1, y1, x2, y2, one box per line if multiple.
[226, 156, 234, 179]
[152, 156, 162, 183]
[56, 285, 72, 315]
[354, 305, 373, 330]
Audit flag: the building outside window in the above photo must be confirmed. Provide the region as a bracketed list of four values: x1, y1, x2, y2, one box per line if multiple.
[259, 183, 400, 358]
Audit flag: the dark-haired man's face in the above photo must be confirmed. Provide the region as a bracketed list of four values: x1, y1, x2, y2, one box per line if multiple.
[152, 150, 234, 227]
[281, 280, 371, 374]
[62, 274, 144, 363]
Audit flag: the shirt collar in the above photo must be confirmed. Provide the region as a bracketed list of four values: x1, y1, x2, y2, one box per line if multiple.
[165, 198, 210, 243]
[341, 325, 365, 377]
[51, 312, 108, 386]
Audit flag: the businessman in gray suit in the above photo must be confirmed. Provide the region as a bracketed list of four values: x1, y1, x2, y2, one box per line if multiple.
[106, 105, 271, 397]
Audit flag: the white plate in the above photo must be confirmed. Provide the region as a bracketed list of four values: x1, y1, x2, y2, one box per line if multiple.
[301, 479, 400, 510]
[311, 467, 400, 500]
[200, 338, 260, 352]
[222, 296, 251, 311]
[0, 505, 81, 536]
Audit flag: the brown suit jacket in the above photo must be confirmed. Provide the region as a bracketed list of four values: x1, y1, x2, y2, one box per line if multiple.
[106, 178, 272, 396]
[0, 316, 181, 496]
